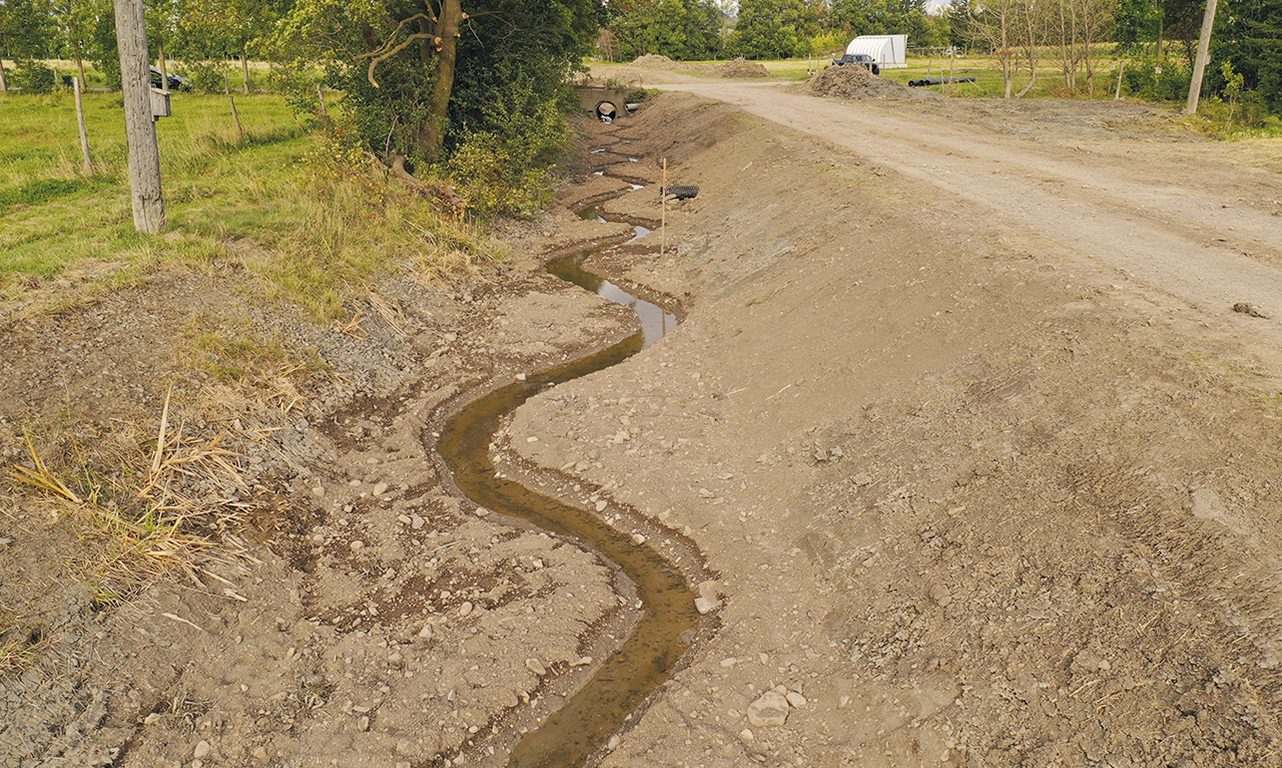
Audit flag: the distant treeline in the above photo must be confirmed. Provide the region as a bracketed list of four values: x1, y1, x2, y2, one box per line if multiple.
[600, 0, 1279, 115]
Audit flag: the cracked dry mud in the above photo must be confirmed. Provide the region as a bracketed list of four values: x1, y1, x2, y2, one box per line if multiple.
[5, 82, 1282, 768]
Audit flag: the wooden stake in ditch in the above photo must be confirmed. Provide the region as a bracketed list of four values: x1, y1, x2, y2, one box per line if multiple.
[73, 77, 94, 175]
[661, 158, 668, 258]
[1114, 61, 1126, 100]
[112, 0, 164, 234]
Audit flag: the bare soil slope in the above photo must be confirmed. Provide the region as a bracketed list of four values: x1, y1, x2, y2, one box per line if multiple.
[506, 92, 1282, 766]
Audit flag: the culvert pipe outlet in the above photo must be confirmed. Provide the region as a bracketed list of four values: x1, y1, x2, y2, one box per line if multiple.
[596, 101, 618, 123]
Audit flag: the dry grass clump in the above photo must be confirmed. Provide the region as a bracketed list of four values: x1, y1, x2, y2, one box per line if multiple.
[243, 138, 498, 322]
[7, 389, 249, 590]
[0, 621, 47, 679]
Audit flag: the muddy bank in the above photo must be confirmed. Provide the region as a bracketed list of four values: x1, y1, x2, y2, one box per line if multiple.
[0, 120, 683, 766]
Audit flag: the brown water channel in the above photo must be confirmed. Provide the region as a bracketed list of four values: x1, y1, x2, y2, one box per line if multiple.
[437, 173, 696, 767]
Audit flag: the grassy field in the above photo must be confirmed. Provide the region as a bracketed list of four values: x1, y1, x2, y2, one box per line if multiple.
[0, 90, 490, 319]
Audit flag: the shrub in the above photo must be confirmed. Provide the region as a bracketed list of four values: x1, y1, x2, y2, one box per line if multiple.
[186, 60, 233, 93]
[448, 80, 571, 218]
[10, 62, 56, 94]
[1121, 57, 1191, 102]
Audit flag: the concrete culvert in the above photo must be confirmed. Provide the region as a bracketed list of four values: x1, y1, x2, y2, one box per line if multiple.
[596, 101, 618, 123]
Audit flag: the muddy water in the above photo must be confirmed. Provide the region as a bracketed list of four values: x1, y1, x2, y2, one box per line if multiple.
[437, 179, 698, 767]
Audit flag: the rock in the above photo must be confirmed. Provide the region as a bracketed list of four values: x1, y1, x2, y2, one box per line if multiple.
[738, 728, 754, 741]
[1232, 302, 1268, 318]
[746, 690, 789, 727]
[193, 740, 212, 759]
[785, 690, 807, 709]
[526, 658, 547, 676]
[357, 715, 370, 731]
[252, 746, 269, 761]
[350, 540, 365, 551]
[695, 581, 721, 614]
[516, 373, 527, 381]
[458, 601, 474, 618]
[372, 482, 389, 497]
[417, 623, 434, 641]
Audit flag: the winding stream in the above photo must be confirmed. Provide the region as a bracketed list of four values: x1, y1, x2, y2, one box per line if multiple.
[436, 159, 698, 767]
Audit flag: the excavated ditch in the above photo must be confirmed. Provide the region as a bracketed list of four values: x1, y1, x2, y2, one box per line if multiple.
[436, 161, 698, 767]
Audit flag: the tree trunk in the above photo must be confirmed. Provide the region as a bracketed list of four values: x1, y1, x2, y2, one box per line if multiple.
[1185, 0, 1218, 114]
[75, 51, 87, 90]
[158, 40, 169, 86]
[241, 51, 250, 94]
[112, 0, 165, 234]
[1001, 7, 1013, 99]
[0, 57, 8, 93]
[423, 0, 462, 162]
[1155, 0, 1164, 62]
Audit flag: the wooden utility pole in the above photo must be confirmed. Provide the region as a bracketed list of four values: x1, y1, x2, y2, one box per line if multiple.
[113, 0, 165, 233]
[73, 78, 94, 175]
[1185, 0, 1219, 114]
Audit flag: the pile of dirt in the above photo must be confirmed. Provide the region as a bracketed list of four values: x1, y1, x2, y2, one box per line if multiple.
[631, 54, 678, 69]
[805, 64, 934, 100]
[718, 58, 770, 79]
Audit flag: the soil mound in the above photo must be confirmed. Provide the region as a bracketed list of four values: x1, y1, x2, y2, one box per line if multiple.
[805, 64, 935, 101]
[632, 54, 678, 69]
[719, 58, 770, 79]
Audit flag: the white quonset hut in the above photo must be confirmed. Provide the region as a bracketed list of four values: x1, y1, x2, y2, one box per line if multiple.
[846, 35, 908, 69]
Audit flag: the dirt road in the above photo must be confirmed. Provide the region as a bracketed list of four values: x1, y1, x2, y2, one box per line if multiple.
[645, 78, 1282, 346]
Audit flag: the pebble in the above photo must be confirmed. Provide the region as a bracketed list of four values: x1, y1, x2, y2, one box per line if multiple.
[746, 691, 789, 727]
[525, 658, 547, 676]
[785, 690, 807, 709]
[372, 482, 389, 497]
[253, 746, 269, 761]
[417, 624, 434, 641]
[193, 740, 212, 759]
[350, 540, 365, 551]
[458, 601, 474, 618]
[695, 581, 721, 614]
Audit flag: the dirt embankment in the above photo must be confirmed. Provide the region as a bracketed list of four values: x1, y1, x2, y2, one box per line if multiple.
[507, 94, 1282, 766]
[0, 126, 664, 766]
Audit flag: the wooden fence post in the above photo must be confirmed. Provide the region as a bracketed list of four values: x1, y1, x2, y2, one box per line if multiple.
[74, 78, 94, 175]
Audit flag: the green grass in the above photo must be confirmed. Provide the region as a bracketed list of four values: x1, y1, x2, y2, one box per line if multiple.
[0, 90, 493, 319]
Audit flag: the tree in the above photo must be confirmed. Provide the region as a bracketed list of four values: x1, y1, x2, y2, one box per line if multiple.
[50, 0, 106, 88]
[609, 0, 724, 60]
[276, 0, 598, 187]
[0, 0, 52, 91]
[181, 0, 290, 92]
[732, 0, 808, 59]
[1217, 0, 1282, 112]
